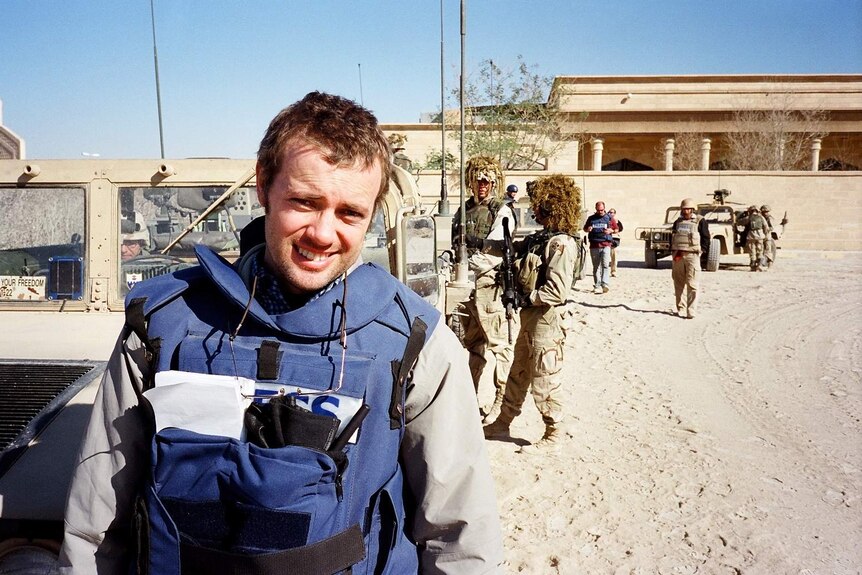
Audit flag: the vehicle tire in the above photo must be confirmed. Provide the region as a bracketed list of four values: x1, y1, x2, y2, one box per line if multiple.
[706, 238, 721, 272]
[644, 245, 658, 269]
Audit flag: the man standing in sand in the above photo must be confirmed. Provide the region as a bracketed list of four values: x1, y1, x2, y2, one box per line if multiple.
[671, 198, 710, 319]
[584, 201, 617, 294]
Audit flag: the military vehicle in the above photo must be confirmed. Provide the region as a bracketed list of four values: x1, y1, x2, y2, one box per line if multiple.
[635, 189, 785, 271]
[0, 158, 440, 570]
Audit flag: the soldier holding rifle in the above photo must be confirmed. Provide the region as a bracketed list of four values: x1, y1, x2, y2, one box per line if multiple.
[470, 175, 581, 454]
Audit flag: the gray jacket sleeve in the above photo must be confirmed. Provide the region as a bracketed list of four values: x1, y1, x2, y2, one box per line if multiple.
[59, 331, 151, 574]
[401, 315, 504, 574]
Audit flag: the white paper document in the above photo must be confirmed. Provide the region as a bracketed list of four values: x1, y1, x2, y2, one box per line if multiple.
[143, 370, 255, 440]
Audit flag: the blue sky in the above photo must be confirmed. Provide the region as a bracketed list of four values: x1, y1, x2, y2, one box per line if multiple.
[2, 0, 860, 159]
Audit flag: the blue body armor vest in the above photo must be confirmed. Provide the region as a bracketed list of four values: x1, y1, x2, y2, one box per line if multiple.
[587, 213, 613, 245]
[126, 246, 439, 575]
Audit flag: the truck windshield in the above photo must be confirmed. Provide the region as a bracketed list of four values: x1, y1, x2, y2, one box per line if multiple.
[119, 185, 261, 294]
[0, 187, 85, 301]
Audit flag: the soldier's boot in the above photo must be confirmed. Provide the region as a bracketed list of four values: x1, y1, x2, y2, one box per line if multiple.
[518, 424, 562, 455]
[482, 389, 506, 424]
[483, 416, 512, 439]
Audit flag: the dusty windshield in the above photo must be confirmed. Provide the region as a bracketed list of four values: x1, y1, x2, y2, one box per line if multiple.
[119, 185, 262, 293]
[0, 187, 85, 301]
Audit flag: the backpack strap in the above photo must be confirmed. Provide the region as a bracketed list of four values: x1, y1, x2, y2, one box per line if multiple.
[389, 315, 428, 430]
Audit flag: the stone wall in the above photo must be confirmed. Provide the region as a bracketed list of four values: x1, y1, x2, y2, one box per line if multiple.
[413, 171, 862, 251]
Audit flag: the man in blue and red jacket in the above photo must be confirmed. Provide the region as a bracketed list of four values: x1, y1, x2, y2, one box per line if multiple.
[583, 201, 618, 294]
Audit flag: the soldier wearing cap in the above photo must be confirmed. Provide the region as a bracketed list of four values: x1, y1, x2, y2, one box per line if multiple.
[452, 156, 518, 422]
[671, 198, 710, 318]
[739, 205, 769, 271]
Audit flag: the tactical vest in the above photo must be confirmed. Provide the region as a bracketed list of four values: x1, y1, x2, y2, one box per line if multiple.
[460, 196, 504, 240]
[514, 230, 553, 295]
[747, 213, 767, 240]
[126, 246, 438, 575]
[671, 217, 701, 252]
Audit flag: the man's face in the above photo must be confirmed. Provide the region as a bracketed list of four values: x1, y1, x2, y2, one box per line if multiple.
[595, 202, 606, 215]
[682, 207, 694, 219]
[474, 177, 493, 201]
[121, 240, 143, 261]
[256, 144, 381, 295]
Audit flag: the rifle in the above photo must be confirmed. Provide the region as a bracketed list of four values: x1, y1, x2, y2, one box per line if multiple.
[500, 217, 519, 344]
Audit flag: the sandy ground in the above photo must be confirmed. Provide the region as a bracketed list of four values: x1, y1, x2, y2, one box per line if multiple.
[481, 248, 862, 575]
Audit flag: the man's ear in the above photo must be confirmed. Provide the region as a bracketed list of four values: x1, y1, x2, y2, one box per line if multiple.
[255, 162, 267, 211]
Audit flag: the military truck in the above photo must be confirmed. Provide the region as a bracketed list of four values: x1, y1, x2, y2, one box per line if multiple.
[0, 158, 440, 570]
[635, 189, 783, 272]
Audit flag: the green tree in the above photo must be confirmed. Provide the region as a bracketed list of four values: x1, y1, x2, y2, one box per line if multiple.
[453, 56, 563, 170]
[414, 149, 459, 172]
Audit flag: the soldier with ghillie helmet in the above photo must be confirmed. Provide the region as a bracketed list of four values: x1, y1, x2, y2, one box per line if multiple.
[452, 155, 507, 243]
[452, 155, 519, 422]
[477, 174, 582, 453]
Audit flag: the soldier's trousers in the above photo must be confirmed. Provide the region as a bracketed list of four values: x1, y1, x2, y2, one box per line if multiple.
[498, 305, 565, 427]
[462, 273, 517, 397]
[672, 251, 699, 314]
[747, 237, 765, 268]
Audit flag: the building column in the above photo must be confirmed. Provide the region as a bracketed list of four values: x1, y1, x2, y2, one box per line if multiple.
[591, 138, 604, 171]
[664, 138, 675, 171]
[810, 138, 822, 171]
[700, 138, 711, 170]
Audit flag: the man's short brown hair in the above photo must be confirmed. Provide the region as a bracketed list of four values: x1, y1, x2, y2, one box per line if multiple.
[256, 92, 391, 208]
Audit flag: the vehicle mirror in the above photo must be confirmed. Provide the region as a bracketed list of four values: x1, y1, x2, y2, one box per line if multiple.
[402, 215, 439, 306]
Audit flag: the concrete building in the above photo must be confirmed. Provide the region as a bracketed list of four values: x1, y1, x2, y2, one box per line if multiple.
[382, 75, 862, 251]
[383, 74, 862, 174]
[0, 101, 25, 160]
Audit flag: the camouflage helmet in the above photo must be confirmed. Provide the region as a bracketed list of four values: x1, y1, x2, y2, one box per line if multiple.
[760, 204, 771, 212]
[387, 133, 407, 151]
[680, 198, 696, 209]
[748, 205, 758, 212]
[465, 155, 503, 197]
[527, 174, 582, 235]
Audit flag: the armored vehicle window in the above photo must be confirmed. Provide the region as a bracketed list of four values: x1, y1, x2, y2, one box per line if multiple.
[0, 187, 85, 302]
[118, 185, 261, 294]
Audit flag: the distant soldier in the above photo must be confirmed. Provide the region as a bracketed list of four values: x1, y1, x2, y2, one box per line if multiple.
[505, 183, 519, 203]
[671, 198, 710, 318]
[452, 156, 518, 422]
[120, 212, 150, 262]
[739, 205, 769, 271]
[387, 133, 412, 171]
[760, 204, 787, 269]
[481, 174, 581, 453]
